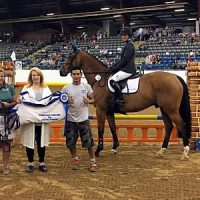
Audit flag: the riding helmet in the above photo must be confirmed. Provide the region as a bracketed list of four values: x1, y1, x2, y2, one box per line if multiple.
[120, 27, 132, 36]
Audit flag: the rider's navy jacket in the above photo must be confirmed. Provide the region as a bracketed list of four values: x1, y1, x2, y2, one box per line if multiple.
[111, 39, 136, 74]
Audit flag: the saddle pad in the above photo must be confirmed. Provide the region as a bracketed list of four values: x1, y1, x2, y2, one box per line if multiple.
[108, 76, 140, 94]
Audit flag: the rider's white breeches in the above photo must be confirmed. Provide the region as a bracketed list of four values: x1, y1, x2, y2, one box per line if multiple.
[110, 71, 132, 82]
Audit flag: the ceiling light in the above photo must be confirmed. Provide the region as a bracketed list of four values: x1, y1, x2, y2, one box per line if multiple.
[77, 26, 84, 29]
[130, 22, 135, 25]
[113, 15, 121, 18]
[174, 9, 185, 12]
[46, 13, 54, 16]
[100, 7, 110, 11]
[187, 18, 196, 21]
[165, 1, 175, 4]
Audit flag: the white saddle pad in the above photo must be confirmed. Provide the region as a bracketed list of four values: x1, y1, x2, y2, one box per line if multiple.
[108, 76, 140, 94]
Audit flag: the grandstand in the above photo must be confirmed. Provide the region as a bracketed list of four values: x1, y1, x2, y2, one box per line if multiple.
[0, 0, 198, 70]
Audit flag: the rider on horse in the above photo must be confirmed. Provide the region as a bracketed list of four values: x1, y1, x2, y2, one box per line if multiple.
[109, 27, 136, 104]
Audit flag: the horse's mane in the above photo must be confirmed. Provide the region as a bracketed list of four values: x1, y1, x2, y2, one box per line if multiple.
[82, 50, 108, 69]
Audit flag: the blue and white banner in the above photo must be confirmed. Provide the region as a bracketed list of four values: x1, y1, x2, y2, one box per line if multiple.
[16, 91, 68, 124]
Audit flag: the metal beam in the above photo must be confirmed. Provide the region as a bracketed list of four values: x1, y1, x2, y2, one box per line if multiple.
[0, 2, 187, 24]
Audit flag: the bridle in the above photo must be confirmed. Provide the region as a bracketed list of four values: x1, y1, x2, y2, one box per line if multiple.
[66, 51, 110, 87]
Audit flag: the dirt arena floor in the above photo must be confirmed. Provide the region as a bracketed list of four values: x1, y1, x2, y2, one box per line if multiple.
[1, 142, 200, 200]
[1, 86, 199, 200]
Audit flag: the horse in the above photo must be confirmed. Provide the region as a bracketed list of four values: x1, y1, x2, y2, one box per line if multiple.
[60, 45, 191, 160]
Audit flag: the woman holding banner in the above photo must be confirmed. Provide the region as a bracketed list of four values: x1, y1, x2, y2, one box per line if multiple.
[20, 67, 51, 173]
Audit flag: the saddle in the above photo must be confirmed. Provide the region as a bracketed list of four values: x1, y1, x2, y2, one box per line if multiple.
[108, 71, 141, 94]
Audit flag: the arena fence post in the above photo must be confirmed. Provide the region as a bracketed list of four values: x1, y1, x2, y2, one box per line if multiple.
[187, 62, 200, 151]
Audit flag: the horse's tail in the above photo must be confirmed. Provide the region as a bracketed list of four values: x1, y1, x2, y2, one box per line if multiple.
[177, 76, 191, 139]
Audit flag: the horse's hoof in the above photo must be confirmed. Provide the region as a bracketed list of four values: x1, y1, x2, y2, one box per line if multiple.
[111, 149, 117, 155]
[95, 146, 103, 157]
[112, 142, 119, 150]
[181, 147, 189, 161]
[180, 157, 189, 161]
[97, 143, 103, 151]
[180, 155, 189, 161]
[156, 148, 166, 158]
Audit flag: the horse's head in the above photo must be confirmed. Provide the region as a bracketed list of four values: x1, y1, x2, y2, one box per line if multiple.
[60, 53, 81, 77]
[60, 42, 108, 86]
[59, 43, 81, 77]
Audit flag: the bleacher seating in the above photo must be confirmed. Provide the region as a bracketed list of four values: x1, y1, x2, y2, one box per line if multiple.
[0, 41, 45, 61]
[0, 34, 200, 70]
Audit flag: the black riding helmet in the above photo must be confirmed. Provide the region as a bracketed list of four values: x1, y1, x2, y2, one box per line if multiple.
[120, 27, 132, 37]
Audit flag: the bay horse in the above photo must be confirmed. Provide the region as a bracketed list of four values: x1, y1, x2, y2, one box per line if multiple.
[60, 45, 191, 160]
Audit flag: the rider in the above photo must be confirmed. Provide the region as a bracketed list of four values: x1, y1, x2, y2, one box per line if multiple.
[109, 27, 136, 104]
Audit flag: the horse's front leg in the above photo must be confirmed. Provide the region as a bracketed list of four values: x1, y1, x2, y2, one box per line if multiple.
[107, 113, 119, 154]
[95, 107, 106, 157]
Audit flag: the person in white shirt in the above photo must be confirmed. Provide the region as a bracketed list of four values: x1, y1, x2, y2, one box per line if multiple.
[61, 66, 97, 172]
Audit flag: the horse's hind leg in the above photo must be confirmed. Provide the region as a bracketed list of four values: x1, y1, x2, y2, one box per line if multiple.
[169, 112, 190, 160]
[156, 109, 173, 158]
[107, 113, 119, 154]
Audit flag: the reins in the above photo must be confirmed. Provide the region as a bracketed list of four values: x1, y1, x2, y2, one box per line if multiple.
[68, 51, 110, 87]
